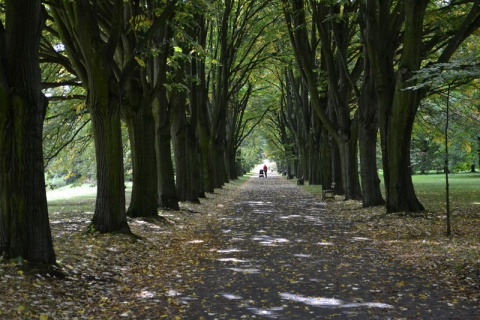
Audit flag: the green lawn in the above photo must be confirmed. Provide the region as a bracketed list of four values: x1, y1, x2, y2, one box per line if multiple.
[47, 183, 132, 215]
[412, 172, 480, 212]
[46, 174, 253, 214]
[303, 172, 480, 213]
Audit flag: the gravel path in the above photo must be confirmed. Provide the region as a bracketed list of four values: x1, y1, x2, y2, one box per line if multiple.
[181, 172, 478, 319]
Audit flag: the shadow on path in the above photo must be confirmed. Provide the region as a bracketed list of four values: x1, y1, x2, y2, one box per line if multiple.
[182, 172, 477, 319]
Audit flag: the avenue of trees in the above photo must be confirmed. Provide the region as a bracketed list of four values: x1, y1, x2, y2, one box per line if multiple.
[0, 0, 479, 264]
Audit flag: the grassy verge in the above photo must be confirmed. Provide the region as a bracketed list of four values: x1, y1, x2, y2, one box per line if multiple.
[302, 172, 480, 303]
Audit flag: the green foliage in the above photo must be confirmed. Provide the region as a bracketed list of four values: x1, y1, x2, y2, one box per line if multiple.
[237, 134, 263, 172]
[407, 60, 480, 91]
[43, 92, 133, 187]
[410, 74, 480, 174]
[42, 85, 93, 187]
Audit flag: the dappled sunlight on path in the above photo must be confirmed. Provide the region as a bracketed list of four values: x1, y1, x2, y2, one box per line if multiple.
[181, 172, 478, 319]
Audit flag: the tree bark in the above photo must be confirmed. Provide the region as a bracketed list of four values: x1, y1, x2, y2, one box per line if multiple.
[357, 17, 385, 206]
[171, 87, 201, 203]
[154, 96, 180, 210]
[308, 116, 323, 185]
[358, 93, 385, 207]
[377, 0, 428, 212]
[0, 0, 56, 263]
[198, 121, 215, 193]
[124, 101, 158, 217]
[90, 104, 130, 232]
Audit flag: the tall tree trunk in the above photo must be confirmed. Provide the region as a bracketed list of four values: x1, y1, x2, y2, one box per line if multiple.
[188, 24, 207, 198]
[378, 0, 428, 213]
[358, 43, 385, 207]
[0, 0, 55, 263]
[185, 124, 202, 199]
[154, 96, 180, 210]
[85, 46, 130, 233]
[330, 137, 344, 195]
[337, 119, 362, 200]
[319, 129, 332, 187]
[213, 138, 228, 187]
[308, 115, 322, 184]
[120, 3, 174, 218]
[358, 100, 385, 207]
[124, 102, 158, 217]
[52, 1, 131, 232]
[198, 122, 215, 193]
[171, 88, 201, 203]
[227, 142, 238, 180]
[211, 87, 229, 188]
[90, 101, 130, 232]
[210, 0, 231, 188]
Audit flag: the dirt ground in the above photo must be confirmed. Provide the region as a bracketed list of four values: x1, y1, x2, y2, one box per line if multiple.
[179, 172, 479, 319]
[0, 172, 478, 319]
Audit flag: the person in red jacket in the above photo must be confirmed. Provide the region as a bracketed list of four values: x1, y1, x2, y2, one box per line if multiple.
[263, 164, 268, 178]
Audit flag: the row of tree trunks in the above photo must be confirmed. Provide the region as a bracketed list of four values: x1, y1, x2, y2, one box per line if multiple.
[282, 0, 361, 200]
[52, 1, 213, 221]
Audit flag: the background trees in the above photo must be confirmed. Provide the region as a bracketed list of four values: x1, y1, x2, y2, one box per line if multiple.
[41, 0, 480, 216]
[1, 0, 480, 265]
[276, 0, 480, 211]
[365, 0, 480, 212]
[44, 0, 479, 211]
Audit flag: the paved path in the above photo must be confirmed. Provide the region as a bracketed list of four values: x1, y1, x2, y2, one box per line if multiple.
[182, 173, 478, 319]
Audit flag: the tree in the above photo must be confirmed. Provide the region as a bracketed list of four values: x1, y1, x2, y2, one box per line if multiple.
[357, 4, 385, 207]
[120, 1, 178, 214]
[168, 3, 205, 203]
[202, 0, 276, 187]
[282, 0, 362, 199]
[0, 0, 56, 263]
[51, 0, 130, 232]
[364, 0, 480, 213]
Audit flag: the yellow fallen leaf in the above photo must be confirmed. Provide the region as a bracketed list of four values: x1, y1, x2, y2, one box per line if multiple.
[40, 315, 49, 320]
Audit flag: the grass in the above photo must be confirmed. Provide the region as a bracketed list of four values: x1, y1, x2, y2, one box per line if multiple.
[47, 183, 134, 217]
[413, 172, 480, 213]
[303, 171, 480, 214]
[47, 184, 100, 214]
[46, 175, 253, 215]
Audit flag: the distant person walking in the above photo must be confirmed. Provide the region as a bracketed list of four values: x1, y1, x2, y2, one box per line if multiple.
[263, 164, 268, 178]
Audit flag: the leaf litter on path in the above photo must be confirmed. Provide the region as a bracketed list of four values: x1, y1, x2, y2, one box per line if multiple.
[1, 173, 478, 319]
[179, 173, 479, 319]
